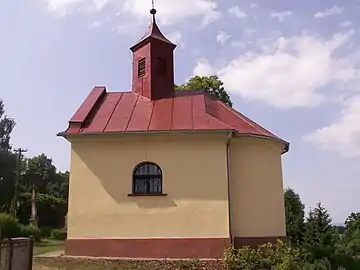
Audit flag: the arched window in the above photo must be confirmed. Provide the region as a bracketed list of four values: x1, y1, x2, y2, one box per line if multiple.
[132, 162, 162, 195]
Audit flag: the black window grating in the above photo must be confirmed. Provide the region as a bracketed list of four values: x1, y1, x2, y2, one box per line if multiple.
[138, 58, 146, 78]
[133, 162, 163, 195]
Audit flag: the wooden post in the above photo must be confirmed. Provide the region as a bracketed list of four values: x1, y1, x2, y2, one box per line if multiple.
[8, 239, 13, 270]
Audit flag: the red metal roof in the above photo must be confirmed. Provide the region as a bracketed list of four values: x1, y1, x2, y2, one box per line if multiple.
[130, 16, 176, 52]
[59, 87, 289, 153]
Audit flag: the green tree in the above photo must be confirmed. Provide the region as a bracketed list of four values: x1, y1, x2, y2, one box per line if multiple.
[303, 202, 336, 259]
[0, 99, 16, 212]
[343, 212, 360, 255]
[284, 188, 305, 245]
[22, 154, 57, 194]
[0, 99, 15, 152]
[345, 212, 360, 232]
[175, 75, 233, 107]
[0, 152, 16, 212]
[48, 171, 69, 200]
[18, 154, 69, 227]
[17, 192, 67, 228]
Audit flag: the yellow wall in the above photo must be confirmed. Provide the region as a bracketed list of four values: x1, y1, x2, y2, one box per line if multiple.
[229, 137, 286, 238]
[67, 133, 230, 239]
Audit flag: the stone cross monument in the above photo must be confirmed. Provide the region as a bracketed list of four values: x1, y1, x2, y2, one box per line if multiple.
[29, 186, 38, 227]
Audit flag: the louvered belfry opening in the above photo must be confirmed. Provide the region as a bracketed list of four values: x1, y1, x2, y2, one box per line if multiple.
[138, 58, 146, 78]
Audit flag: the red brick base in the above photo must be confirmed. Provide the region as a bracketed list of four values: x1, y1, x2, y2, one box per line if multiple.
[65, 238, 231, 259]
[65, 236, 285, 259]
[233, 236, 286, 249]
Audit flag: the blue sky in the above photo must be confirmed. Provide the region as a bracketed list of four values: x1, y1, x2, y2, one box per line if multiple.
[1, 0, 360, 223]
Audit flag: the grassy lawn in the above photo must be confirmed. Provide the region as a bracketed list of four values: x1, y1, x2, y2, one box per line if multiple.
[34, 238, 65, 256]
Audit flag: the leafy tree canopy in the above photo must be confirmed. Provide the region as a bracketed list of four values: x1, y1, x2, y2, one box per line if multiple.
[0, 99, 15, 152]
[22, 154, 69, 199]
[175, 75, 233, 107]
[303, 202, 336, 259]
[284, 188, 305, 245]
[343, 212, 360, 255]
[0, 99, 16, 212]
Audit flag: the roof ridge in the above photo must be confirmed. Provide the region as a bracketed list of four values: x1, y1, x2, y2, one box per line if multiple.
[203, 93, 234, 130]
[216, 98, 279, 139]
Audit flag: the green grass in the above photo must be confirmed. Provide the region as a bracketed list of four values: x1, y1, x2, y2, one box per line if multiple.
[33, 238, 65, 256]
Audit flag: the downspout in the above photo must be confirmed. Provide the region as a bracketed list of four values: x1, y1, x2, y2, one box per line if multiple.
[226, 131, 234, 246]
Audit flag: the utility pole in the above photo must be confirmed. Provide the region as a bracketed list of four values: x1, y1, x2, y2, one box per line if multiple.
[12, 148, 27, 217]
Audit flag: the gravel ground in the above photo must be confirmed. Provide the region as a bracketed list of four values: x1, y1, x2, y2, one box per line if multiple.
[33, 257, 226, 270]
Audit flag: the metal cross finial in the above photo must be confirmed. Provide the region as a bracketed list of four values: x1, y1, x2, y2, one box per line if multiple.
[150, 0, 157, 17]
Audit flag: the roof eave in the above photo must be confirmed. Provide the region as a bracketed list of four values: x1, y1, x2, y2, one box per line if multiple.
[58, 129, 290, 153]
[233, 133, 290, 154]
[59, 129, 236, 137]
[130, 36, 177, 52]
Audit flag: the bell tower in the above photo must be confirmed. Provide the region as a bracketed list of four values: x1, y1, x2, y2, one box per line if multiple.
[130, 6, 177, 100]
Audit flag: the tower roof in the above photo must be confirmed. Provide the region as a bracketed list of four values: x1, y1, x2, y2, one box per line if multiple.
[130, 8, 176, 52]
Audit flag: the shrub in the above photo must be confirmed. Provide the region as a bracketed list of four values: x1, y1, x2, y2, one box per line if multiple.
[51, 229, 67, 241]
[19, 224, 41, 242]
[0, 213, 21, 238]
[301, 258, 331, 270]
[223, 240, 327, 270]
[40, 226, 52, 238]
[178, 259, 200, 269]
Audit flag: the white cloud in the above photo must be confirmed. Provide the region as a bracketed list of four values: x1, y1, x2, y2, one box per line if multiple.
[43, 0, 220, 26]
[228, 5, 247, 19]
[123, 0, 220, 26]
[217, 31, 231, 45]
[270, 11, 292, 22]
[243, 28, 257, 38]
[198, 10, 222, 28]
[230, 41, 247, 50]
[304, 95, 360, 158]
[193, 30, 358, 109]
[250, 3, 258, 9]
[90, 16, 111, 28]
[43, 0, 109, 16]
[340, 21, 352, 28]
[166, 31, 185, 48]
[193, 59, 214, 77]
[314, 5, 344, 19]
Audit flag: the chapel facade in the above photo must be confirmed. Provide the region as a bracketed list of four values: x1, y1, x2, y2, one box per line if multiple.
[59, 8, 289, 259]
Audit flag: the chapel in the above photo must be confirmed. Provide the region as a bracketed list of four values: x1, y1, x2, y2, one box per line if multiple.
[58, 7, 289, 259]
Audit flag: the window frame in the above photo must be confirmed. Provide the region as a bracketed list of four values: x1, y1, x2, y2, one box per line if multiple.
[129, 162, 166, 197]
